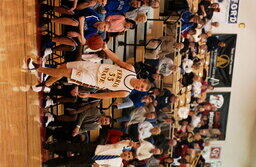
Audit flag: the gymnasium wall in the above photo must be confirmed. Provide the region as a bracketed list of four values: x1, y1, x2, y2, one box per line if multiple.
[208, 0, 256, 166]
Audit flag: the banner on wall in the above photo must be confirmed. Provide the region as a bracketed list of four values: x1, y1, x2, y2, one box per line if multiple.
[212, 0, 240, 24]
[208, 34, 237, 87]
[210, 147, 221, 159]
[228, 0, 240, 23]
[206, 92, 231, 140]
[203, 146, 222, 167]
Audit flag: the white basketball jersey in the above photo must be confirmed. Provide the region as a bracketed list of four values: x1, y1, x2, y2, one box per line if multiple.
[97, 64, 136, 92]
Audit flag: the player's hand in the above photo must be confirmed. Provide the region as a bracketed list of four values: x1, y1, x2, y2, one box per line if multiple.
[102, 42, 108, 50]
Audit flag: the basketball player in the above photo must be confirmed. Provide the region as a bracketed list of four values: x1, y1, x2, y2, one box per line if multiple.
[25, 46, 151, 99]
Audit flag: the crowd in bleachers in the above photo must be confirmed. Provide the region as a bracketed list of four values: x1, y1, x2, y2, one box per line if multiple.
[23, 0, 227, 166]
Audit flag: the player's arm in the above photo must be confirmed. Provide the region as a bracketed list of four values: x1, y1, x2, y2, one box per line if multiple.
[102, 47, 135, 72]
[78, 91, 130, 99]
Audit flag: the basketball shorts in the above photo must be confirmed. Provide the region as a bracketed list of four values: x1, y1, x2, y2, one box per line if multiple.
[66, 61, 100, 87]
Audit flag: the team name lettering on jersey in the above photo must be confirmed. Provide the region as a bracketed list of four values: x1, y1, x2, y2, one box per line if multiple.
[98, 68, 123, 87]
[98, 67, 110, 83]
[112, 69, 122, 87]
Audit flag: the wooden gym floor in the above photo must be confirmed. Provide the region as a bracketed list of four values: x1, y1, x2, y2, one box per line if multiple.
[0, 0, 168, 166]
[0, 0, 42, 166]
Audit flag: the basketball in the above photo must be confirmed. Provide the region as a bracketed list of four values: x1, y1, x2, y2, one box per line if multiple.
[86, 34, 104, 50]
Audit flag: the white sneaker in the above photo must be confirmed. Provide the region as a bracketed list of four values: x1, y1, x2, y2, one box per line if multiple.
[45, 113, 54, 127]
[28, 58, 37, 70]
[42, 48, 52, 67]
[40, 74, 49, 83]
[43, 48, 52, 58]
[43, 74, 49, 81]
[22, 58, 37, 73]
[32, 85, 51, 93]
[45, 99, 54, 108]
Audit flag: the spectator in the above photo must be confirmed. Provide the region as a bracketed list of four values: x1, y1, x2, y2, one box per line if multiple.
[115, 105, 156, 125]
[43, 140, 138, 166]
[106, 15, 136, 32]
[154, 88, 179, 110]
[136, 140, 162, 160]
[115, 90, 153, 109]
[206, 36, 226, 51]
